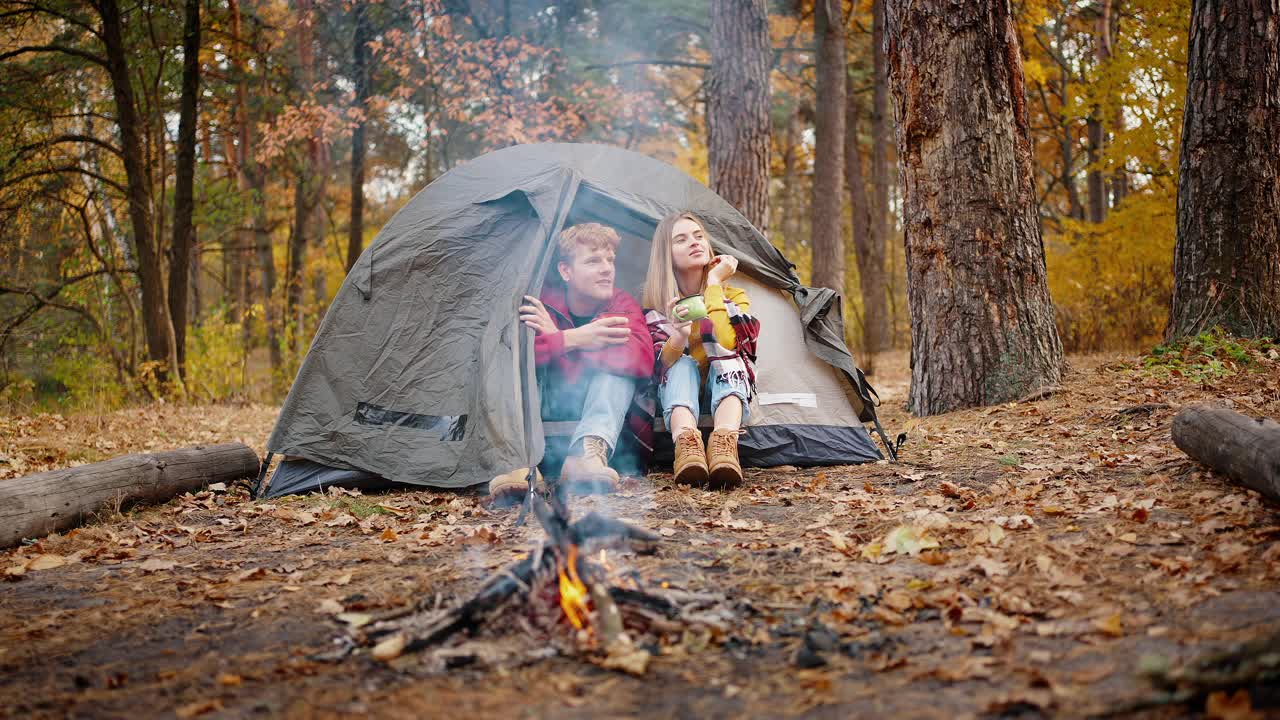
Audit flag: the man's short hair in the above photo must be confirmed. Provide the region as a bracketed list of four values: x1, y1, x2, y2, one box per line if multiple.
[557, 223, 620, 264]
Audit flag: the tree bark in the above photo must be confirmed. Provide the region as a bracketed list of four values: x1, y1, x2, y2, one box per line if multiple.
[95, 0, 178, 384]
[707, 0, 771, 232]
[809, 0, 846, 293]
[870, 0, 891, 303]
[228, 0, 253, 331]
[780, 109, 802, 259]
[347, 2, 371, 272]
[168, 0, 201, 379]
[287, 176, 310, 353]
[1173, 405, 1280, 504]
[0, 443, 260, 548]
[886, 0, 1065, 415]
[845, 89, 884, 375]
[1169, 0, 1280, 340]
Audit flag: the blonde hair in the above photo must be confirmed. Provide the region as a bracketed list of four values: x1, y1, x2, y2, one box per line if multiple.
[642, 212, 711, 312]
[557, 223, 620, 265]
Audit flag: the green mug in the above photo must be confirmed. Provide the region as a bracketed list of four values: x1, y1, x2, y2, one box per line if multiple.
[674, 294, 708, 322]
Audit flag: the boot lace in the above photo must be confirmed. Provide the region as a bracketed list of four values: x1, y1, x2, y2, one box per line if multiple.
[676, 431, 702, 455]
[710, 431, 738, 457]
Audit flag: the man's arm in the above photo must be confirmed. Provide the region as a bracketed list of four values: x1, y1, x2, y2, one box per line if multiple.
[578, 296, 655, 379]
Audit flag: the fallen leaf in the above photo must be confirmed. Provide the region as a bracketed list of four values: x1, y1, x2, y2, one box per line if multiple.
[1094, 613, 1124, 637]
[971, 556, 1009, 577]
[993, 515, 1036, 530]
[659, 527, 676, 537]
[883, 526, 940, 557]
[27, 554, 67, 571]
[138, 558, 177, 573]
[371, 633, 406, 661]
[380, 528, 398, 543]
[1206, 689, 1262, 720]
[316, 599, 344, 615]
[230, 567, 267, 583]
[336, 612, 373, 628]
[175, 700, 223, 718]
[217, 673, 242, 687]
[823, 528, 851, 552]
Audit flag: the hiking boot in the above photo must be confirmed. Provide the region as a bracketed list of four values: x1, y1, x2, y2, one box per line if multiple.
[672, 429, 709, 487]
[561, 436, 620, 494]
[488, 467, 541, 508]
[707, 429, 744, 490]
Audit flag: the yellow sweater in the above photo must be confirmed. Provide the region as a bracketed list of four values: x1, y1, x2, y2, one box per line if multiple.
[660, 284, 751, 376]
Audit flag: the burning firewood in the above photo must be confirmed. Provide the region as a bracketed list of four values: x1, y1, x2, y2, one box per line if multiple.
[341, 491, 737, 675]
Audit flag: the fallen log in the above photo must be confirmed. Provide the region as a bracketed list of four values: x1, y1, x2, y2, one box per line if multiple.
[0, 443, 260, 548]
[1172, 405, 1280, 504]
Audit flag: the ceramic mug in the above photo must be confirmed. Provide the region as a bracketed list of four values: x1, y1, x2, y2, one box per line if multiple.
[673, 294, 709, 322]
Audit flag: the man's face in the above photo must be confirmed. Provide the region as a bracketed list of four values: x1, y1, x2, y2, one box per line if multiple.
[559, 245, 616, 304]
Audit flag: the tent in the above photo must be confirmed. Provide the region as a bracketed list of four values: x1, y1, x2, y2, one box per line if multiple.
[258, 143, 894, 498]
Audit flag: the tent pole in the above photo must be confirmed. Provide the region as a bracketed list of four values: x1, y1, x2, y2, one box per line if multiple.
[249, 451, 274, 499]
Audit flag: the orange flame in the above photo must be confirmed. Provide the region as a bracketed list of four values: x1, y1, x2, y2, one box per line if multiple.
[558, 544, 590, 630]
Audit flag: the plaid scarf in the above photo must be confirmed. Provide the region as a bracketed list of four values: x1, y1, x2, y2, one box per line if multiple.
[644, 293, 760, 399]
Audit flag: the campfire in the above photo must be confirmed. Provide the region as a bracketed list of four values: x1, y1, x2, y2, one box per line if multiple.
[333, 477, 736, 675]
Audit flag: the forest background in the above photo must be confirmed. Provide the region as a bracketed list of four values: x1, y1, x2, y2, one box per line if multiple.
[0, 0, 1188, 411]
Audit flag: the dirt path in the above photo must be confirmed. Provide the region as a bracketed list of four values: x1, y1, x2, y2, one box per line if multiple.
[2, 352, 1279, 719]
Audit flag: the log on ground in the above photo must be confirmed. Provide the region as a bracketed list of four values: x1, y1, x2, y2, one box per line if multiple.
[1172, 405, 1280, 503]
[0, 443, 260, 548]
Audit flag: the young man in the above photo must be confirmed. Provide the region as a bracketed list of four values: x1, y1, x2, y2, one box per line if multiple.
[489, 223, 655, 503]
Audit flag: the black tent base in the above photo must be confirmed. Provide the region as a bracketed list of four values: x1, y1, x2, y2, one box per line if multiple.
[264, 423, 882, 499]
[647, 423, 882, 470]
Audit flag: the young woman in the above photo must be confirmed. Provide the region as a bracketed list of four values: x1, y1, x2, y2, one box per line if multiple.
[642, 212, 760, 489]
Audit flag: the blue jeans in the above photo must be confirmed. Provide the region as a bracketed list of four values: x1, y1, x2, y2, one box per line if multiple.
[659, 355, 751, 428]
[540, 370, 636, 453]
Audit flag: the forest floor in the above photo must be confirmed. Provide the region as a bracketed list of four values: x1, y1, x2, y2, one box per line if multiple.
[2, 348, 1279, 719]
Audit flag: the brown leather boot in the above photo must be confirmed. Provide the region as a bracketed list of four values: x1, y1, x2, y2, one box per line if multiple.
[707, 429, 744, 490]
[672, 429, 709, 487]
[560, 436, 620, 494]
[487, 467, 542, 508]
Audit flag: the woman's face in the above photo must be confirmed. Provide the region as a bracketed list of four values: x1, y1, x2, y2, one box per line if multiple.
[669, 217, 711, 274]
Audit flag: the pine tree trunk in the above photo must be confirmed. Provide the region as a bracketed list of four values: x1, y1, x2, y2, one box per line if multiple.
[809, 0, 846, 292]
[780, 110, 801, 258]
[886, 0, 1065, 415]
[845, 90, 884, 375]
[228, 0, 252, 329]
[708, 0, 771, 232]
[1169, 0, 1280, 339]
[168, 0, 200, 379]
[870, 0, 891, 297]
[97, 0, 177, 385]
[347, 3, 370, 272]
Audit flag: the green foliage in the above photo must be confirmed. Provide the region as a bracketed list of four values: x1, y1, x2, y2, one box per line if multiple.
[1141, 329, 1277, 382]
[185, 311, 248, 403]
[48, 348, 126, 413]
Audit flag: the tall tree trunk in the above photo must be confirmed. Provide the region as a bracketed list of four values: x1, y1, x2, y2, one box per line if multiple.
[253, 167, 281, 370]
[1059, 67, 1085, 221]
[96, 0, 178, 385]
[870, 0, 891, 289]
[781, 109, 801, 258]
[347, 2, 371, 272]
[287, 176, 309, 354]
[809, 0, 846, 292]
[1169, 0, 1280, 339]
[168, 0, 200, 379]
[845, 90, 885, 375]
[886, 0, 1065, 415]
[228, 0, 254, 367]
[1086, 0, 1112, 224]
[707, 0, 771, 231]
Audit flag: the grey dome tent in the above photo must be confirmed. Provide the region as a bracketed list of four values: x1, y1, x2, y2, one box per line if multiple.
[259, 142, 895, 498]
